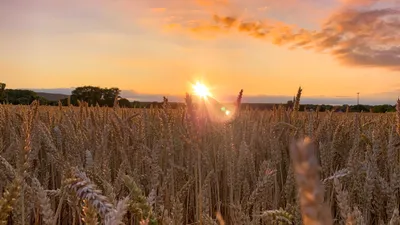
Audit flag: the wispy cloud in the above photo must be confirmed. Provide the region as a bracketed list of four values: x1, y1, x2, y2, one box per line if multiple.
[339, 0, 381, 6]
[165, 0, 400, 70]
[194, 0, 229, 7]
[257, 6, 269, 12]
[151, 8, 167, 13]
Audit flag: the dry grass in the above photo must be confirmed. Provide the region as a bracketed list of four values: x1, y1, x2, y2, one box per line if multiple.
[0, 97, 399, 225]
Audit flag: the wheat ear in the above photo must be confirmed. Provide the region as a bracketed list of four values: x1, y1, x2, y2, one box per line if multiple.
[0, 177, 22, 224]
[66, 168, 114, 217]
[32, 178, 55, 225]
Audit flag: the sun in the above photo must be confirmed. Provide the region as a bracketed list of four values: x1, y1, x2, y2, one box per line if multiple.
[192, 82, 212, 98]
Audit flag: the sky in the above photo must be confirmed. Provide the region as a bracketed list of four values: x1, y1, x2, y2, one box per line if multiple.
[0, 0, 399, 104]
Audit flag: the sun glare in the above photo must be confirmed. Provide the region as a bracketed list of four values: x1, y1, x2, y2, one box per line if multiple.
[192, 82, 211, 98]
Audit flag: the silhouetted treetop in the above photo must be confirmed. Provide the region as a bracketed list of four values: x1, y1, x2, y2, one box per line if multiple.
[71, 86, 121, 107]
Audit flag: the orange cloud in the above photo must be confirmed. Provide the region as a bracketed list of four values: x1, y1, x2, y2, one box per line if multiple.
[166, 0, 400, 70]
[257, 6, 269, 12]
[151, 8, 167, 13]
[195, 0, 229, 7]
[338, 0, 381, 6]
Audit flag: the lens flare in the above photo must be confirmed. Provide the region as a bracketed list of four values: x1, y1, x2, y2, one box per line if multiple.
[192, 82, 211, 99]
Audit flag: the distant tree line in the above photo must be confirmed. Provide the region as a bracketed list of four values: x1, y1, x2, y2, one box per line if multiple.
[61, 86, 182, 109]
[0, 82, 397, 112]
[283, 100, 396, 113]
[0, 83, 51, 105]
[239, 102, 396, 113]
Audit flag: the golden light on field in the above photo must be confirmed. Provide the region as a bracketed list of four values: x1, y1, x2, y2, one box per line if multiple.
[192, 81, 212, 99]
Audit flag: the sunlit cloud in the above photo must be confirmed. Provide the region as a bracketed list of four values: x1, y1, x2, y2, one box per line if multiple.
[338, 0, 381, 6]
[195, 0, 230, 7]
[151, 8, 167, 13]
[165, 0, 400, 70]
[257, 6, 269, 12]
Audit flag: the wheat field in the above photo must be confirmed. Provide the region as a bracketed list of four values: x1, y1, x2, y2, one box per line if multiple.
[0, 97, 400, 225]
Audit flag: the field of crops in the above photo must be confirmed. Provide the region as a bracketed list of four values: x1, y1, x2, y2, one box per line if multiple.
[0, 98, 399, 225]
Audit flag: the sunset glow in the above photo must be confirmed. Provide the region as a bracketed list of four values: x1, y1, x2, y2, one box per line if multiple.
[192, 82, 212, 99]
[0, 0, 399, 104]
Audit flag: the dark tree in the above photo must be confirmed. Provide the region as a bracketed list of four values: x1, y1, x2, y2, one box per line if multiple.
[118, 98, 131, 108]
[350, 104, 370, 112]
[71, 86, 103, 106]
[372, 104, 396, 113]
[132, 101, 141, 108]
[69, 86, 122, 107]
[5, 89, 48, 105]
[0, 83, 5, 103]
[101, 87, 121, 107]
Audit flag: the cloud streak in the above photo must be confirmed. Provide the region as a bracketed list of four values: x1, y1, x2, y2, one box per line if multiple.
[167, 0, 400, 70]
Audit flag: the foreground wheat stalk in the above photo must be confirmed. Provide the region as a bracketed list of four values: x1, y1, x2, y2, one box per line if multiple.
[290, 137, 333, 225]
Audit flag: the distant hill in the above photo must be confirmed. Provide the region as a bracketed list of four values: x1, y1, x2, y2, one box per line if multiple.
[36, 92, 69, 101]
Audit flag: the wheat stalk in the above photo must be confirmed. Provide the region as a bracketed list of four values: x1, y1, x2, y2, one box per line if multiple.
[290, 137, 332, 225]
